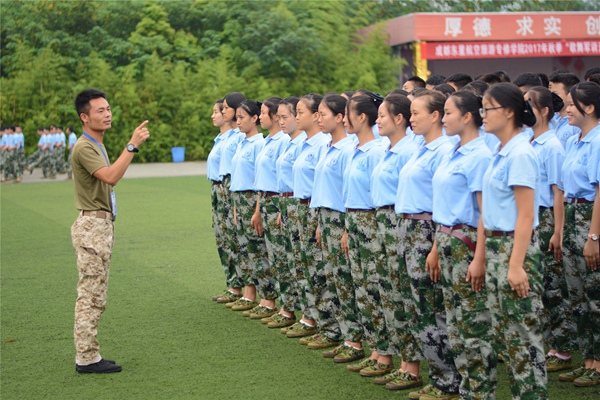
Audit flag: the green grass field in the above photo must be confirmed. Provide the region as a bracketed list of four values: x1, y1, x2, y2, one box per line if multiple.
[1, 176, 599, 399]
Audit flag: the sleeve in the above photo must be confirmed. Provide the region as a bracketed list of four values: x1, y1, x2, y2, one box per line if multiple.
[588, 139, 600, 186]
[545, 140, 565, 187]
[507, 150, 538, 190]
[74, 142, 108, 176]
[467, 151, 492, 193]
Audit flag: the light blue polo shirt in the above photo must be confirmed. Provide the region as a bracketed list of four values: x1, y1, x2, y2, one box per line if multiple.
[479, 126, 501, 152]
[371, 136, 419, 208]
[229, 134, 265, 192]
[311, 136, 355, 212]
[276, 132, 307, 194]
[432, 137, 492, 227]
[218, 128, 245, 178]
[531, 130, 565, 207]
[58, 132, 66, 146]
[395, 135, 454, 214]
[554, 114, 581, 149]
[292, 132, 330, 200]
[207, 130, 231, 181]
[482, 132, 540, 231]
[254, 131, 290, 192]
[3, 134, 15, 149]
[406, 126, 426, 147]
[343, 139, 386, 209]
[16, 133, 24, 149]
[68, 133, 77, 148]
[562, 125, 600, 201]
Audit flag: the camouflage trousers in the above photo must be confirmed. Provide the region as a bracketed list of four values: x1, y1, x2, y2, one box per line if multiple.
[538, 207, 575, 352]
[2, 150, 23, 179]
[398, 218, 460, 394]
[485, 234, 547, 399]
[317, 208, 349, 341]
[346, 210, 385, 352]
[564, 203, 600, 360]
[278, 195, 300, 312]
[376, 209, 423, 361]
[260, 195, 288, 306]
[222, 176, 243, 289]
[230, 191, 275, 299]
[71, 213, 114, 365]
[437, 226, 496, 400]
[295, 203, 322, 322]
[27, 149, 47, 169]
[211, 181, 241, 289]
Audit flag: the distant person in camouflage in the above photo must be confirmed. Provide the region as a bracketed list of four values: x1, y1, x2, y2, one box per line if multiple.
[71, 88, 149, 374]
[480, 83, 547, 398]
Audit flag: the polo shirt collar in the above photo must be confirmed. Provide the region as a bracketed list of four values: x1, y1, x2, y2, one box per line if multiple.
[425, 135, 449, 151]
[456, 136, 485, 156]
[356, 138, 380, 153]
[332, 135, 353, 149]
[532, 129, 555, 145]
[305, 131, 326, 146]
[580, 124, 600, 143]
[267, 130, 285, 141]
[498, 131, 528, 157]
[243, 133, 263, 143]
[389, 135, 412, 154]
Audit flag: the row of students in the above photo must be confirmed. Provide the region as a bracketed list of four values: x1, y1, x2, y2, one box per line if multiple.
[206, 80, 600, 399]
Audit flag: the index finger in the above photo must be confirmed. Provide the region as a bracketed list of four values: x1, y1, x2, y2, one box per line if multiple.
[137, 120, 149, 129]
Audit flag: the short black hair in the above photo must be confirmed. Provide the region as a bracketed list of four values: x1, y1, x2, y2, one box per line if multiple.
[514, 73, 543, 90]
[549, 73, 580, 92]
[75, 89, 107, 122]
[425, 74, 446, 86]
[493, 70, 511, 82]
[445, 73, 473, 90]
[407, 76, 426, 88]
[478, 73, 502, 85]
[585, 67, 600, 81]
[538, 73, 549, 88]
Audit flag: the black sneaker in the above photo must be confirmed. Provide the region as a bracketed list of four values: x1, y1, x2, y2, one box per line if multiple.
[76, 358, 122, 374]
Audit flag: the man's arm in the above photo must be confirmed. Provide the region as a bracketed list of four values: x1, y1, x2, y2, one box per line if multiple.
[93, 121, 149, 186]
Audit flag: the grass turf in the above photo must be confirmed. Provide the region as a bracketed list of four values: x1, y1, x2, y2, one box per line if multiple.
[1, 176, 599, 399]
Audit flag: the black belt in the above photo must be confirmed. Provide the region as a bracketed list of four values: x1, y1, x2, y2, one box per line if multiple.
[565, 198, 593, 204]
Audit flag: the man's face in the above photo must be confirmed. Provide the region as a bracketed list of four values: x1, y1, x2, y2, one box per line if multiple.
[81, 97, 112, 132]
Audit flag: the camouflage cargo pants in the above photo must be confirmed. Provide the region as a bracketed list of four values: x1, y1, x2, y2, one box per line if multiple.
[231, 191, 274, 298]
[398, 218, 460, 394]
[317, 208, 347, 341]
[346, 210, 385, 352]
[3, 150, 17, 179]
[485, 233, 547, 399]
[222, 177, 243, 289]
[376, 208, 423, 361]
[538, 207, 575, 352]
[260, 194, 286, 302]
[296, 203, 322, 322]
[278, 195, 300, 312]
[211, 182, 241, 289]
[564, 203, 600, 360]
[71, 214, 114, 365]
[437, 227, 496, 400]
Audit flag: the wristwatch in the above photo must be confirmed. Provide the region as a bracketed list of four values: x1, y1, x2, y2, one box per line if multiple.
[589, 234, 599, 241]
[126, 143, 139, 153]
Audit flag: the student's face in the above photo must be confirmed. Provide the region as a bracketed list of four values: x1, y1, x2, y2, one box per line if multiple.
[222, 99, 236, 124]
[409, 97, 436, 135]
[211, 103, 225, 127]
[442, 97, 466, 136]
[317, 102, 340, 134]
[296, 100, 317, 132]
[565, 93, 586, 128]
[277, 104, 297, 134]
[259, 104, 276, 130]
[481, 95, 507, 134]
[376, 102, 398, 137]
[402, 81, 416, 92]
[236, 107, 257, 134]
[81, 97, 112, 132]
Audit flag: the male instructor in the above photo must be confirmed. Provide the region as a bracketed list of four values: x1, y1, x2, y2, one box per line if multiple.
[71, 89, 149, 373]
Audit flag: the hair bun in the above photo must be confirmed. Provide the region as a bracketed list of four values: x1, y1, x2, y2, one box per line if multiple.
[551, 91, 564, 113]
[523, 99, 537, 127]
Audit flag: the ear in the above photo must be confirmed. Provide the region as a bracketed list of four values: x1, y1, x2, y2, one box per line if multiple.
[79, 113, 89, 124]
[394, 113, 404, 126]
[584, 104, 595, 116]
[431, 110, 441, 123]
[462, 111, 473, 125]
[334, 113, 344, 124]
[251, 115, 258, 124]
[541, 107, 549, 119]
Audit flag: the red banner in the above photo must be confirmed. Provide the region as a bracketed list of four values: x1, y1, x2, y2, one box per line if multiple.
[422, 40, 600, 60]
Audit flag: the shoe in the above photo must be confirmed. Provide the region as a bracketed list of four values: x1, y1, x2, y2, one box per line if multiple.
[217, 291, 241, 304]
[299, 333, 322, 346]
[242, 305, 261, 317]
[559, 366, 589, 382]
[231, 299, 258, 311]
[281, 321, 302, 334]
[574, 369, 600, 387]
[546, 355, 573, 372]
[212, 289, 229, 301]
[408, 384, 435, 399]
[420, 387, 460, 399]
[249, 306, 277, 320]
[268, 314, 296, 329]
[333, 345, 365, 364]
[307, 335, 341, 350]
[323, 344, 346, 359]
[386, 370, 424, 390]
[359, 362, 395, 377]
[261, 315, 275, 324]
[374, 368, 401, 385]
[286, 322, 317, 338]
[76, 358, 122, 374]
[347, 358, 377, 372]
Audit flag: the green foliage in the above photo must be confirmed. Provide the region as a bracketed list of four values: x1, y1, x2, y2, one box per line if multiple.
[1, 0, 592, 161]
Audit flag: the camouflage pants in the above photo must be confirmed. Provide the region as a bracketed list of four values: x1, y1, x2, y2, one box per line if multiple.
[260, 195, 287, 304]
[231, 191, 275, 298]
[286, 199, 311, 316]
[222, 177, 243, 289]
[71, 214, 114, 365]
[296, 203, 322, 322]
[398, 218, 460, 394]
[3, 150, 22, 179]
[437, 227, 496, 400]
[485, 234, 547, 399]
[346, 210, 386, 352]
[278, 196, 300, 312]
[538, 207, 575, 352]
[211, 182, 241, 288]
[317, 208, 348, 341]
[564, 203, 600, 360]
[376, 209, 423, 361]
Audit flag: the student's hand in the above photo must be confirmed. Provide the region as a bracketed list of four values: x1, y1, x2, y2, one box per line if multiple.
[130, 120, 150, 147]
[548, 232, 563, 262]
[277, 212, 282, 233]
[584, 238, 600, 271]
[341, 230, 349, 259]
[466, 259, 486, 293]
[315, 226, 321, 248]
[251, 211, 263, 236]
[425, 248, 440, 282]
[507, 265, 530, 298]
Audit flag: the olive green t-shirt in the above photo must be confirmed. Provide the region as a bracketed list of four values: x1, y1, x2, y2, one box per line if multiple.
[72, 135, 112, 212]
